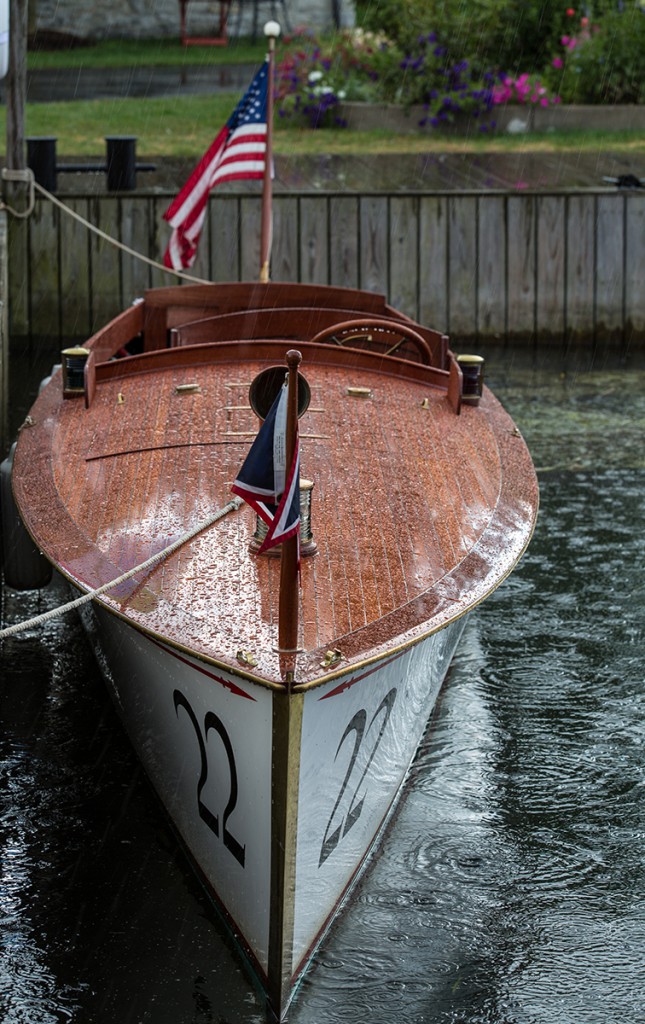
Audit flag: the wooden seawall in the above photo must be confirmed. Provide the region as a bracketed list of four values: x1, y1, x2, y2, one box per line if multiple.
[6, 188, 645, 349]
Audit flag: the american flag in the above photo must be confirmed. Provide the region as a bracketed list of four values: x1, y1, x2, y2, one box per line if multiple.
[231, 382, 300, 557]
[163, 62, 269, 270]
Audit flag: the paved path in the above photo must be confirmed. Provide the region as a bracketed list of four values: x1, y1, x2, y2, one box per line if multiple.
[22, 64, 257, 102]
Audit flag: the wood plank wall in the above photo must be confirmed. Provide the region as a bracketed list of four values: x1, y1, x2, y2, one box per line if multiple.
[7, 189, 645, 349]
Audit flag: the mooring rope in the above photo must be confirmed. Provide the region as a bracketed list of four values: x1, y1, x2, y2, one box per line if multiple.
[0, 497, 243, 640]
[0, 168, 209, 284]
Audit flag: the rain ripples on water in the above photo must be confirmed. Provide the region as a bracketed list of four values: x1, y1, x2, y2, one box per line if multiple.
[1, 351, 644, 1023]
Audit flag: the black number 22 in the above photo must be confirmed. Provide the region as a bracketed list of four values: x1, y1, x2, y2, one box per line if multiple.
[173, 689, 246, 868]
[319, 688, 397, 867]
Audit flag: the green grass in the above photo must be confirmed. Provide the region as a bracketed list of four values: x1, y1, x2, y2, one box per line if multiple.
[10, 39, 645, 158]
[15, 96, 242, 157]
[3, 94, 644, 158]
[27, 37, 267, 70]
[274, 126, 645, 156]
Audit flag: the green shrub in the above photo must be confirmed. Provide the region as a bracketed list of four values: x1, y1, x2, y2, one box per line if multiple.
[546, 5, 645, 104]
[355, 0, 570, 75]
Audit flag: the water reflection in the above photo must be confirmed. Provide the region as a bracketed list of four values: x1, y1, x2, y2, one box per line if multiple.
[1, 354, 644, 1023]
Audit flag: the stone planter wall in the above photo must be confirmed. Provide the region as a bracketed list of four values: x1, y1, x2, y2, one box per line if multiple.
[337, 102, 645, 136]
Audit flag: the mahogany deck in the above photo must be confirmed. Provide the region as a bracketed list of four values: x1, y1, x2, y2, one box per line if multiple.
[12, 286, 538, 688]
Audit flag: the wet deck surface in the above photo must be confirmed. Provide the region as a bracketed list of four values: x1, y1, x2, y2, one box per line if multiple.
[44, 145, 643, 195]
[18, 63, 259, 103]
[270, 150, 639, 193]
[13, 346, 536, 683]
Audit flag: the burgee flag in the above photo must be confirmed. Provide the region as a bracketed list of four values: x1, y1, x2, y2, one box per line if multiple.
[231, 383, 300, 558]
[163, 62, 269, 270]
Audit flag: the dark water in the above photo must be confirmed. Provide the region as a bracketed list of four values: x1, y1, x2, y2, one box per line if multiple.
[1, 348, 644, 1023]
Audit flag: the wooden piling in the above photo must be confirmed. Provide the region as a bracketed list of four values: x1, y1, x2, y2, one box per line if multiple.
[6, 0, 27, 172]
[0, 210, 8, 454]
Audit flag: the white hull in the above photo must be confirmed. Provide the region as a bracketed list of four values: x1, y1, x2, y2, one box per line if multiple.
[80, 601, 467, 1015]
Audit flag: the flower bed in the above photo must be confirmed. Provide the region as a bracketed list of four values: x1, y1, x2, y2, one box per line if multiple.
[275, 8, 645, 132]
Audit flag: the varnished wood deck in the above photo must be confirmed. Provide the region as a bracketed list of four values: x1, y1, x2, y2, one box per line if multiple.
[13, 286, 538, 687]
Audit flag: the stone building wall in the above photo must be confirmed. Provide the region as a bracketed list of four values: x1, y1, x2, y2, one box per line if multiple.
[34, 1, 356, 41]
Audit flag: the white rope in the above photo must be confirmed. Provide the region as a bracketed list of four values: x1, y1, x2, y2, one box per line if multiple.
[33, 179, 211, 284]
[1, 167, 210, 284]
[0, 168, 36, 219]
[0, 497, 243, 640]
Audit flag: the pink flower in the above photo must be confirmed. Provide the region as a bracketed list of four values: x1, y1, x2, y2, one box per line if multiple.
[552, 56, 563, 68]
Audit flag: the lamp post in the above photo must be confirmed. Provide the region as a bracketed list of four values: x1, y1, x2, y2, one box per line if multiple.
[260, 19, 280, 283]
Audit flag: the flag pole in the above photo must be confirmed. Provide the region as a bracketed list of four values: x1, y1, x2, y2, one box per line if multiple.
[260, 20, 280, 284]
[278, 350, 301, 684]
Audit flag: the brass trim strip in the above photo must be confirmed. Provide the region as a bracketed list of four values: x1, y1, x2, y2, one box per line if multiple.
[268, 688, 304, 1015]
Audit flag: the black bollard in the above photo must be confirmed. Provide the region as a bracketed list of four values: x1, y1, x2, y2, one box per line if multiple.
[26, 134, 153, 192]
[105, 136, 137, 192]
[27, 137, 58, 192]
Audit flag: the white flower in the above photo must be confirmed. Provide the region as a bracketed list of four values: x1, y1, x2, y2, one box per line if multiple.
[308, 70, 323, 83]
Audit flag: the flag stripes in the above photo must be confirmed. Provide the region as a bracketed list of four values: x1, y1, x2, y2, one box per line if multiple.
[163, 62, 269, 270]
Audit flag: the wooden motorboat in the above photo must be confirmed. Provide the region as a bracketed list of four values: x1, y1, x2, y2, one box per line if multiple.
[10, 281, 538, 1019]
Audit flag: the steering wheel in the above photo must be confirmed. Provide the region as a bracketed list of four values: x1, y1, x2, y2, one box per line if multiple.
[310, 318, 433, 365]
